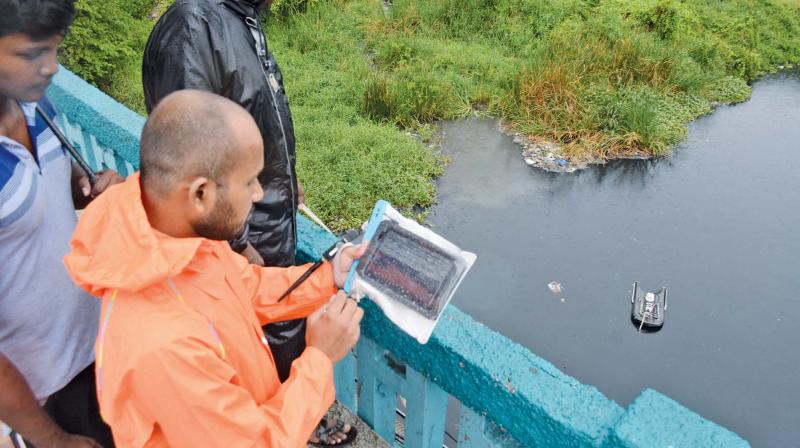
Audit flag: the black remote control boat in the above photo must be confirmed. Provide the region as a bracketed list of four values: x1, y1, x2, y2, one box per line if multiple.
[630, 281, 668, 333]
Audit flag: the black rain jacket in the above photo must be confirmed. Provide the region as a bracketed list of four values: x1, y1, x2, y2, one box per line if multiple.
[142, 0, 298, 267]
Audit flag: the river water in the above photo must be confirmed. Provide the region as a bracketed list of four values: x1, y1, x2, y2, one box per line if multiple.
[428, 72, 800, 446]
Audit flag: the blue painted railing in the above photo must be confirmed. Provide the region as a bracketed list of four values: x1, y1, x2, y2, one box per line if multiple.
[49, 67, 751, 448]
[47, 68, 143, 176]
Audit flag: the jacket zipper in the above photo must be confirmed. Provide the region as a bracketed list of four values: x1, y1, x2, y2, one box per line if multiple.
[245, 16, 298, 247]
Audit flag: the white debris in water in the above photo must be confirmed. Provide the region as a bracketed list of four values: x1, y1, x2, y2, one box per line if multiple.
[548, 281, 562, 294]
[500, 122, 616, 173]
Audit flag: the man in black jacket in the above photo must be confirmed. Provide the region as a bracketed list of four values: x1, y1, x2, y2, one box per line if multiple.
[142, 2, 355, 445]
[143, 0, 298, 269]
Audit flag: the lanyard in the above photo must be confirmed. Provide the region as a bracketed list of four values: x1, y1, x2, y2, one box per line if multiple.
[35, 105, 97, 184]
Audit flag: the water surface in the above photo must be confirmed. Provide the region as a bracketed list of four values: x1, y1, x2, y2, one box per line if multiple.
[429, 72, 800, 446]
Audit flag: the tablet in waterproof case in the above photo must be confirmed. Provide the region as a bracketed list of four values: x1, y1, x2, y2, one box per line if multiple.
[355, 220, 468, 320]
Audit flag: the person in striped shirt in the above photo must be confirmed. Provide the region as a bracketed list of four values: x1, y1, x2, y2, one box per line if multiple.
[0, 1, 121, 446]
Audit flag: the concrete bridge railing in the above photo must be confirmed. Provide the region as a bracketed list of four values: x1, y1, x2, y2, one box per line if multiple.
[48, 67, 751, 448]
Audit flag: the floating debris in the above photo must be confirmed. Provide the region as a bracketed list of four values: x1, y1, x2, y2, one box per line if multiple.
[547, 281, 562, 294]
[559, 298, 566, 303]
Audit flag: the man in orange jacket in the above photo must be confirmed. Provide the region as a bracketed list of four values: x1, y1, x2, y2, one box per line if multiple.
[64, 90, 364, 447]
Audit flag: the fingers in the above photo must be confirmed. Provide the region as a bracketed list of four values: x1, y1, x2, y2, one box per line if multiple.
[306, 292, 363, 362]
[78, 176, 91, 197]
[347, 242, 368, 259]
[337, 242, 367, 261]
[90, 170, 123, 197]
[336, 243, 368, 271]
[332, 242, 369, 288]
[339, 296, 359, 321]
[352, 305, 364, 325]
[90, 172, 113, 196]
[307, 297, 331, 322]
[347, 306, 362, 345]
[331, 294, 363, 343]
[314, 292, 362, 324]
[326, 291, 348, 313]
[308, 291, 346, 322]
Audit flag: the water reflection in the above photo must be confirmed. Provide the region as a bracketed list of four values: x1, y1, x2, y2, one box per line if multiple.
[594, 158, 663, 186]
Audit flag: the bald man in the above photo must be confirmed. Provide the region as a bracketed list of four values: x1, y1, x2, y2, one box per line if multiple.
[65, 90, 361, 447]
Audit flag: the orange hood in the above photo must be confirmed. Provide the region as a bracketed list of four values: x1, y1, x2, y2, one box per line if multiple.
[65, 173, 203, 297]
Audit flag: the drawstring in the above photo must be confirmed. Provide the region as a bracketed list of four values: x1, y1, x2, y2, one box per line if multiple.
[166, 278, 227, 359]
[166, 277, 186, 304]
[96, 289, 118, 396]
[95, 280, 228, 399]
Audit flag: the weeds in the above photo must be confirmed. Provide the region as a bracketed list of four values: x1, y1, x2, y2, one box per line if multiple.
[61, 0, 800, 229]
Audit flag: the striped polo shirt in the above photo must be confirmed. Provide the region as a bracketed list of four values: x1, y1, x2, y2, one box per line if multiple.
[0, 97, 99, 400]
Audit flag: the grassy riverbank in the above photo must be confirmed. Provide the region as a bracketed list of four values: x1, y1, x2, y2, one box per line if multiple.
[62, 0, 800, 229]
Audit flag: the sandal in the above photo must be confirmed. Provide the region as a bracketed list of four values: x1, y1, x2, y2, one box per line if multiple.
[309, 417, 358, 446]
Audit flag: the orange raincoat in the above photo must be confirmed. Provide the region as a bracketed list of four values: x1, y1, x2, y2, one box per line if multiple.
[65, 174, 338, 447]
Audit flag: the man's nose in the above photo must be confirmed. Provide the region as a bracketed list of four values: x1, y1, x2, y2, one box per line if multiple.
[39, 50, 59, 77]
[252, 182, 264, 202]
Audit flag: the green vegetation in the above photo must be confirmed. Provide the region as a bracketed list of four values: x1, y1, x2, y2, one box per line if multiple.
[61, 0, 800, 229]
[364, 0, 799, 157]
[61, 0, 155, 114]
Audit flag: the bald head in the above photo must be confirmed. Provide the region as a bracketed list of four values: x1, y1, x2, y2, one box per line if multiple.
[140, 90, 261, 197]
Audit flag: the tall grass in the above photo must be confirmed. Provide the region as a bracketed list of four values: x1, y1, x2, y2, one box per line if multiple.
[61, 0, 800, 229]
[253, 1, 446, 229]
[364, 0, 798, 160]
[61, 0, 157, 114]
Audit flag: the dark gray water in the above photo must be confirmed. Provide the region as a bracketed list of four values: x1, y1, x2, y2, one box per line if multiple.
[428, 72, 800, 446]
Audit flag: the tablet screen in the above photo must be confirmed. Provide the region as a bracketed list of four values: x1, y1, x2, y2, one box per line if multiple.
[357, 221, 464, 319]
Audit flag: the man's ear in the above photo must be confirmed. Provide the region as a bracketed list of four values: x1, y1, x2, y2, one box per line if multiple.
[187, 177, 216, 214]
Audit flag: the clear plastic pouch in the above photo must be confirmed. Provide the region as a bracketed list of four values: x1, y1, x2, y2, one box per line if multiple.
[344, 200, 476, 344]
